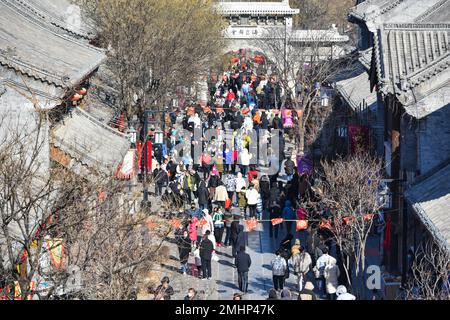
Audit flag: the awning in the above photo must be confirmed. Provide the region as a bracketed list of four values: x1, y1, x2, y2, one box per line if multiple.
[405, 160, 450, 253]
[52, 107, 130, 176]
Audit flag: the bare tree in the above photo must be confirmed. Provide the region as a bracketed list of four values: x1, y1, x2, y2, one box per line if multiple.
[404, 240, 450, 300]
[254, 27, 354, 155]
[77, 0, 226, 120]
[0, 103, 177, 300]
[307, 152, 383, 296]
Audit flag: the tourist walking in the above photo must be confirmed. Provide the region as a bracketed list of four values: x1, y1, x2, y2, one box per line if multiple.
[235, 246, 252, 293]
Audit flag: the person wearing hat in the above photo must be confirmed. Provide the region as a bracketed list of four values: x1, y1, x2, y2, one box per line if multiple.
[336, 285, 356, 300]
[153, 277, 174, 300]
[291, 245, 312, 292]
[186, 202, 202, 219]
[291, 239, 301, 256]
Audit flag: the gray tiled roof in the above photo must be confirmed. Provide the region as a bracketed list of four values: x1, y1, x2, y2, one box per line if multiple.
[376, 25, 450, 103]
[52, 107, 130, 176]
[403, 85, 450, 119]
[0, 0, 105, 89]
[17, 0, 95, 39]
[406, 159, 450, 253]
[349, 0, 444, 25]
[4, 0, 95, 39]
[335, 69, 378, 112]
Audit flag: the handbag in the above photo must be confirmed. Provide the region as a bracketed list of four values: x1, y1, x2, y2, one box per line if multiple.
[225, 198, 232, 209]
[212, 251, 219, 262]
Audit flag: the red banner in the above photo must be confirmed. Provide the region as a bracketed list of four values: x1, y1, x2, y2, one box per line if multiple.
[138, 141, 152, 174]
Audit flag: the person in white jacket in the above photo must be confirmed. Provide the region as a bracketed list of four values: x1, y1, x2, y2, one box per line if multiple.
[235, 172, 247, 193]
[201, 209, 214, 237]
[245, 185, 259, 218]
[313, 247, 336, 298]
[239, 148, 252, 177]
[324, 259, 340, 300]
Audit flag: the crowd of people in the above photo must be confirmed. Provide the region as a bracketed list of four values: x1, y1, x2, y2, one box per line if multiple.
[146, 50, 358, 301]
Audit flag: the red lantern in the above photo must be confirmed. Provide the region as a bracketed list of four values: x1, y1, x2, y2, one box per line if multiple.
[363, 214, 375, 221]
[320, 219, 332, 230]
[69, 93, 82, 102]
[296, 220, 308, 231]
[78, 88, 87, 95]
[245, 219, 258, 232]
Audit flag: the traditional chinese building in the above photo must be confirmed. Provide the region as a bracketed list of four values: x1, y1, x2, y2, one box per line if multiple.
[348, 0, 450, 283]
[216, 0, 350, 59]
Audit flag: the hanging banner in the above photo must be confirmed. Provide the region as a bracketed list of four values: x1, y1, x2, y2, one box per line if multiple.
[271, 218, 284, 226]
[138, 141, 152, 174]
[116, 149, 136, 180]
[348, 125, 369, 154]
[297, 155, 313, 176]
[296, 220, 308, 231]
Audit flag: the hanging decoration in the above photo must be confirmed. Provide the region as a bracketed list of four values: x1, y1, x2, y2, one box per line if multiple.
[271, 218, 284, 226]
[245, 219, 258, 232]
[170, 218, 182, 229]
[296, 220, 308, 231]
[319, 219, 332, 230]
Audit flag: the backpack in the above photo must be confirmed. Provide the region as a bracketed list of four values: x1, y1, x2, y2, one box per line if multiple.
[272, 257, 286, 275]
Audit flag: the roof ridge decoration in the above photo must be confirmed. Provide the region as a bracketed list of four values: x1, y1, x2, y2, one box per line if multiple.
[415, 0, 450, 22]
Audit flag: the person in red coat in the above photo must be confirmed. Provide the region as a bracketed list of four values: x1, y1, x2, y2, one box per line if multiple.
[226, 89, 236, 102]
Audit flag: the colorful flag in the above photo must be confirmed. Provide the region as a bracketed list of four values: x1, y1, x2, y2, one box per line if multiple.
[271, 218, 284, 226]
[296, 220, 308, 231]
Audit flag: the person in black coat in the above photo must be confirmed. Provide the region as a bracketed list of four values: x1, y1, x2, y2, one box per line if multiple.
[153, 167, 168, 196]
[177, 230, 192, 275]
[272, 114, 283, 130]
[259, 175, 271, 208]
[235, 225, 246, 255]
[235, 246, 252, 293]
[260, 111, 269, 130]
[269, 203, 282, 239]
[230, 216, 241, 257]
[199, 232, 214, 279]
[197, 180, 209, 210]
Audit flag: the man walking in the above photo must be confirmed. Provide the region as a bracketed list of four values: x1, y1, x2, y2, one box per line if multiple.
[271, 250, 287, 292]
[235, 246, 252, 293]
[199, 232, 214, 280]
